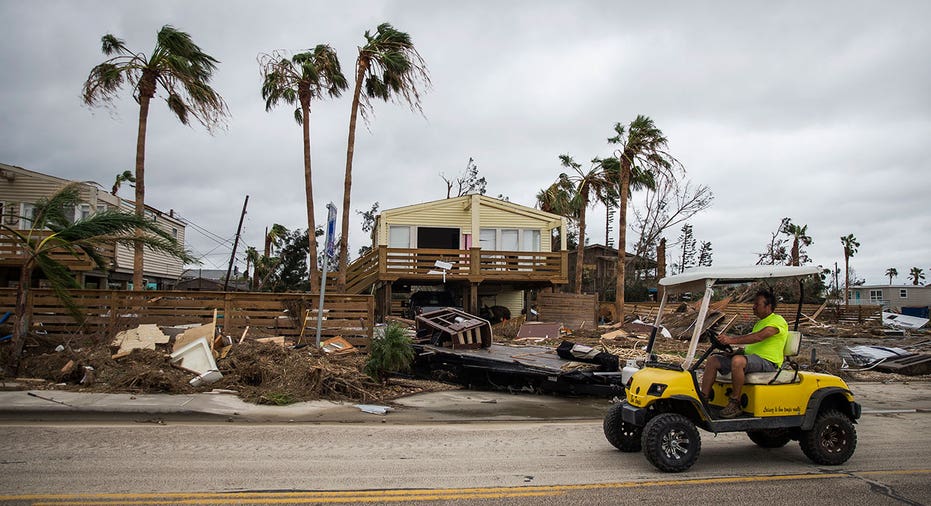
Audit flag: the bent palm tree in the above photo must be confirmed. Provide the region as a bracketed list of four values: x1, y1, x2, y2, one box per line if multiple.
[2, 183, 193, 375]
[885, 267, 898, 285]
[840, 234, 860, 307]
[338, 23, 430, 291]
[782, 220, 812, 266]
[82, 25, 228, 291]
[908, 267, 925, 286]
[556, 155, 614, 294]
[607, 116, 680, 322]
[260, 45, 347, 293]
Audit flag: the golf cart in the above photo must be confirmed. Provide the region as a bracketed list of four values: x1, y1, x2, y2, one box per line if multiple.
[603, 265, 860, 472]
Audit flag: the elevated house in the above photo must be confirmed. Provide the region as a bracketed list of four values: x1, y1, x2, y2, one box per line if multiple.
[0, 163, 186, 290]
[344, 195, 569, 320]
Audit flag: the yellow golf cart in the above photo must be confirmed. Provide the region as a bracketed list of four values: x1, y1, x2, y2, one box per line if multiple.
[603, 265, 860, 472]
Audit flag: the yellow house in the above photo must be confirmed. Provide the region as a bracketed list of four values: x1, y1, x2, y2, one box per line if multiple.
[0, 163, 186, 290]
[345, 194, 569, 319]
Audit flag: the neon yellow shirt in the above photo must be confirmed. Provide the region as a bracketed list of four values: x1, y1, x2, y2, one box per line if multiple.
[744, 312, 788, 366]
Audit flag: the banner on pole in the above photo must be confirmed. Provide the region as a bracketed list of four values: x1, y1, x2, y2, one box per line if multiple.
[324, 203, 337, 260]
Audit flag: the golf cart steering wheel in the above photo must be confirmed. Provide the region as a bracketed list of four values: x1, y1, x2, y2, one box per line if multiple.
[707, 331, 733, 354]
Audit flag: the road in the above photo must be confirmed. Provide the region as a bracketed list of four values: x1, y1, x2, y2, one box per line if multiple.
[0, 410, 928, 505]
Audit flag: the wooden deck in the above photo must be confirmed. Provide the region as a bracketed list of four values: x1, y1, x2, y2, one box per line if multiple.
[345, 246, 568, 294]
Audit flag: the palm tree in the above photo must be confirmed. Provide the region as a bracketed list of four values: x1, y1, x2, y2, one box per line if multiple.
[885, 267, 898, 285]
[82, 25, 228, 291]
[260, 46, 347, 293]
[338, 23, 430, 291]
[554, 155, 615, 294]
[840, 234, 860, 307]
[607, 116, 679, 322]
[264, 223, 289, 259]
[908, 267, 925, 286]
[781, 220, 812, 266]
[2, 183, 192, 375]
[111, 170, 135, 196]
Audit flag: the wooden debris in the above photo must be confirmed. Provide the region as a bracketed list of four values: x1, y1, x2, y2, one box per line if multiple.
[111, 324, 170, 358]
[60, 360, 76, 375]
[321, 336, 356, 354]
[255, 336, 286, 346]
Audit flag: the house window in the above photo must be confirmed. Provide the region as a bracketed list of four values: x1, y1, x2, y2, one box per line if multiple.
[20, 203, 36, 229]
[75, 204, 92, 221]
[144, 209, 156, 221]
[479, 229, 496, 250]
[869, 290, 883, 303]
[501, 229, 519, 251]
[172, 227, 178, 240]
[900, 289, 908, 298]
[479, 228, 542, 252]
[96, 204, 107, 214]
[521, 230, 541, 252]
[389, 226, 412, 248]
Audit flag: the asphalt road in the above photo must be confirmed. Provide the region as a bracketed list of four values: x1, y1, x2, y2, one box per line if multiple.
[0, 410, 928, 505]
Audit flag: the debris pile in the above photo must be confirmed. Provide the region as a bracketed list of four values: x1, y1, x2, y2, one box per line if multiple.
[3, 318, 450, 404]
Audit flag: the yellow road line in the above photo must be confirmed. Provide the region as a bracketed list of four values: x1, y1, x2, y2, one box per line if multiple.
[7, 469, 929, 505]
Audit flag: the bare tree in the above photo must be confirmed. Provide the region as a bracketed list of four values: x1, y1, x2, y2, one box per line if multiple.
[441, 157, 487, 198]
[630, 174, 713, 268]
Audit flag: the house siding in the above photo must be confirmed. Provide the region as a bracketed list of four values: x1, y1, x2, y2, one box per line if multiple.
[852, 285, 931, 310]
[0, 163, 186, 284]
[375, 195, 558, 251]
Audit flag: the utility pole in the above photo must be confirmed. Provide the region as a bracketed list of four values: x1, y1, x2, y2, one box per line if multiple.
[224, 195, 249, 291]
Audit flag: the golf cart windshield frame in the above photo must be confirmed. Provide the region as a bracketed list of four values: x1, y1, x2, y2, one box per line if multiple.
[645, 265, 821, 369]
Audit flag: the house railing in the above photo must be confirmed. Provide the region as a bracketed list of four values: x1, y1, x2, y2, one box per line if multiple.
[344, 246, 567, 292]
[0, 229, 115, 271]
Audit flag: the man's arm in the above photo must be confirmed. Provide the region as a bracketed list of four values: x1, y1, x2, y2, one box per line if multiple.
[720, 326, 778, 346]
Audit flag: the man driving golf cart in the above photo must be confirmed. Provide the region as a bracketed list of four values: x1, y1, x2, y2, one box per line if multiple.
[603, 265, 860, 472]
[701, 289, 786, 418]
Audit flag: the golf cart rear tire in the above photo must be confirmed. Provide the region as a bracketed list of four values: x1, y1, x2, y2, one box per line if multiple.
[747, 429, 792, 448]
[604, 403, 642, 452]
[800, 409, 857, 465]
[642, 413, 701, 472]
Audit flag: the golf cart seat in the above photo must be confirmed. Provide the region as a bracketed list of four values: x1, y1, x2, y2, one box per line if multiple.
[717, 330, 802, 385]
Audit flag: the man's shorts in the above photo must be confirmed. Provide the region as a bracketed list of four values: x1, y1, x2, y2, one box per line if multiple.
[714, 352, 778, 375]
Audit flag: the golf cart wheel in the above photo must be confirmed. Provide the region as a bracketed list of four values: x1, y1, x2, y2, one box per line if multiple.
[642, 413, 701, 472]
[747, 429, 792, 448]
[799, 409, 857, 465]
[603, 403, 642, 452]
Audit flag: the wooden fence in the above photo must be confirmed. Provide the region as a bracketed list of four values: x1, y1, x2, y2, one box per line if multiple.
[538, 292, 599, 330]
[0, 289, 374, 349]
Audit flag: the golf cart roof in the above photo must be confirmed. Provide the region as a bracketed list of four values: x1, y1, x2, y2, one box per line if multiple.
[659, 265, 821, 295]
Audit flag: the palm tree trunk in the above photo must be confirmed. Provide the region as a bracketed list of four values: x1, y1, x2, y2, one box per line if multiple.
[301, 99, 320, 293]
[132, 91, 152, 291]
[573, 197, 587, 294]
[6, 264, 32, 375]
[338, 62, 367, 293]
[615, 160, 630, 322]
[791, 237, 800, 266]
[844, 255, 850, 308]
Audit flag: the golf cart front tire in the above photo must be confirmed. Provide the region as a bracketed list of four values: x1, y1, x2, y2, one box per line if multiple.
[604, 402, 643, 452]
[642, 413, 701, 472]
[800, 409, 857, 465]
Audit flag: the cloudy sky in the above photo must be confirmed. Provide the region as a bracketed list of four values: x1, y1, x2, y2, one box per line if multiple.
[2, 0, 928, 286]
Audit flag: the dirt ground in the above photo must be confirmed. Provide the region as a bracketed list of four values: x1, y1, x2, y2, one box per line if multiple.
[1, 312, 928, 405]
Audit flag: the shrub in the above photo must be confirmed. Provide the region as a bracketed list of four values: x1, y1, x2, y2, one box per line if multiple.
[364, 323, 415, 383]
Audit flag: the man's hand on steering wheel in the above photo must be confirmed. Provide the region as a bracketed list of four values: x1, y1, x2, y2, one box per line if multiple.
[709, 332, 734, 354]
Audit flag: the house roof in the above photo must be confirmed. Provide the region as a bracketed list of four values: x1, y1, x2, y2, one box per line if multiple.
[1, 162, 185, 226]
